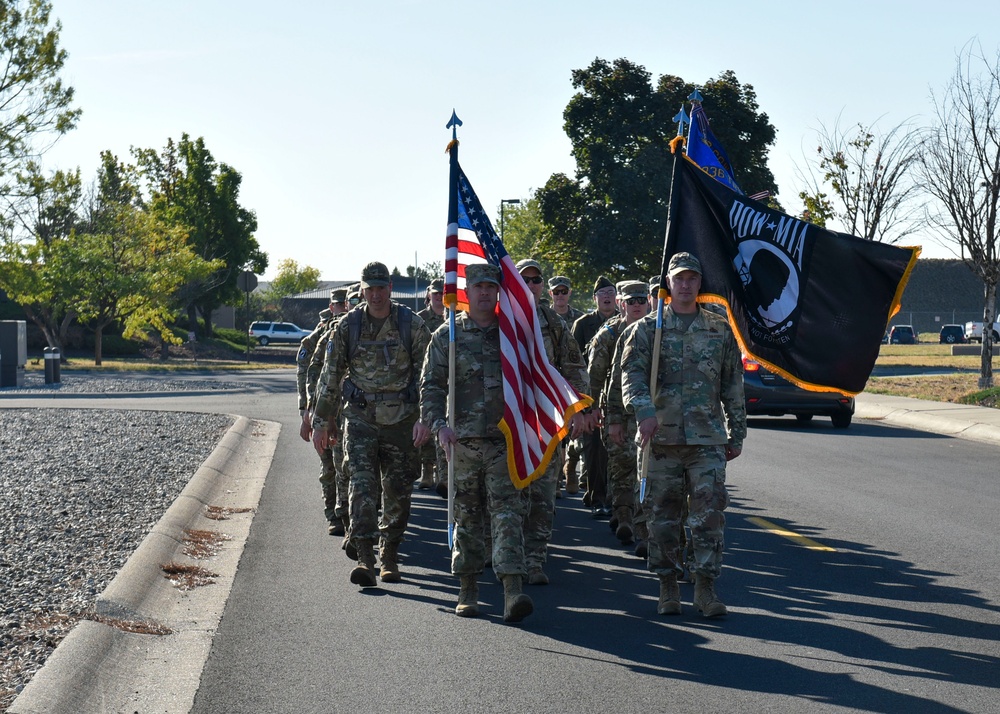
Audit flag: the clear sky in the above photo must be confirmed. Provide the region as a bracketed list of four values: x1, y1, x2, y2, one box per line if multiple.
[40, 0, 1000, 282]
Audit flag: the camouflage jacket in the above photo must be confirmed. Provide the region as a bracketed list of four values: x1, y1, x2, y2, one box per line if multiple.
[305, 315, 345, 412]
[620, 306, 746, 450]
[416, 306, 446, 335]
[536, 303, 590, 396]
[420, 314, 504, 440]
[295, 312, 335, 410]
[554, 305, 585, 332]
[588, 315, 643, 425]
[313, 303, 430, 428]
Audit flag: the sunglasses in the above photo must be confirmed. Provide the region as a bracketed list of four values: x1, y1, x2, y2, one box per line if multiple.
[551, 288, 569, 295]
[523, 276, 544, 284]
[625, 297, 648, 306]
[348, 298, 361, 305]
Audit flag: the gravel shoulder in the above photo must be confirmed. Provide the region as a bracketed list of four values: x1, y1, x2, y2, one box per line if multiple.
[0, 374, 264, 711]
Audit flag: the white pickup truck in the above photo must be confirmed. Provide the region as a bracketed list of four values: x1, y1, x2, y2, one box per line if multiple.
[964, 321, 1000, 343]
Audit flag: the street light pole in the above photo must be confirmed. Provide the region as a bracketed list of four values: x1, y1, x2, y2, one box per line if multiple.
[500, 198, 521, 238]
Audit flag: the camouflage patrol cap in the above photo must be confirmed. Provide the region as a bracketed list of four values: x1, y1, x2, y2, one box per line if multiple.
[319, 308, 333, 320]
[548, 275, 571, 289]
[649, 276, 661, 293]
[330, 287, 348, 302]
[593, 275, 614, 294]
[360, 261, 391, 287]
[466, 263, 501, 287]
[428, 278, 444, 294]
[515, 259, 542, 274]
[666, 252, 702, 277]
[618, 281, 648, 298]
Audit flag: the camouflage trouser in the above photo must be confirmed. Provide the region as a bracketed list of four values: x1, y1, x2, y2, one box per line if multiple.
[524, 455, 560, 570]
[318, 440, 350, 524]
[451, 438, 528, 577]
[343, 414, 419, 546]
[419, 439, 448, 486]
[607, 422, 637, 508]
[333, 439, 349, 519]
[644, 445, 728, 579]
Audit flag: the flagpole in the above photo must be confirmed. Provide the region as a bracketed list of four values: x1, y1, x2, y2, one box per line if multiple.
[639, 105, 688, 502]
[445, 110, 462, 549]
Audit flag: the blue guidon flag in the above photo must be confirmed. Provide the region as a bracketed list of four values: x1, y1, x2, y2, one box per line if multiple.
[664, 155, 920, 396]
[687, 102, 743, 194]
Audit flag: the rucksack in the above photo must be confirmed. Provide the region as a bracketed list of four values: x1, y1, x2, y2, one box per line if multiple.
[345, 302, 414, 361]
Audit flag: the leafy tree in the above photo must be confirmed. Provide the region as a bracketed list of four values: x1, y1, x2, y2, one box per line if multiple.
[0, 0, 80, 191]
[71, 152, 221, 364]
[0, 164, 83, 354]
[133, 134, 266, 337]
[918, 41, 1000, 389]
[536, 58, 777, 283]
[266, 258, 321, 297]
[405, 260, 442, 281]
[801, 117, 922, 243]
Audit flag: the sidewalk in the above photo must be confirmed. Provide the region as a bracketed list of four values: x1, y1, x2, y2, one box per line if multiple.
[854, 392, 1000, 446]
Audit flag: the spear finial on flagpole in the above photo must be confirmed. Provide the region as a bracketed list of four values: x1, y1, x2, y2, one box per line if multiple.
[446, 110, 463, 152]
[688, 87, 703, 105]
[673, 105, 690, 138]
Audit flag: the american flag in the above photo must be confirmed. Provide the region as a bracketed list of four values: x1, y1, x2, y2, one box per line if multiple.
[445, 146, 591, 488]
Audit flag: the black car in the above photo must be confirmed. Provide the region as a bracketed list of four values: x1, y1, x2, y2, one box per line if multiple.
[939, 324, 966, 344]
[743, 357, 854, 428]
[889, 325, 916, 344]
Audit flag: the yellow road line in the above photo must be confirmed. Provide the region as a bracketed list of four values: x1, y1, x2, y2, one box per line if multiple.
[747, 516, 836, 552]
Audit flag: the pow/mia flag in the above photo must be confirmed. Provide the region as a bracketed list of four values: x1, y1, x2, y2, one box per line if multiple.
[663, 156, 920, 395]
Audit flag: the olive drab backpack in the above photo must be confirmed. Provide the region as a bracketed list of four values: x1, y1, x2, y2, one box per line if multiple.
[344, 302, 414, 361]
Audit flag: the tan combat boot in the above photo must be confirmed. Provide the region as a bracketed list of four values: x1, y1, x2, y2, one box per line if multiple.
[614, 506, 634, 544]
[694, 574, 728, 617]
[350, 541, 378, 587]
[501, 574, 534, 623]
[418, 462, 434, 490]
[379, 539, 402, 583]
[657, 573, 681, 615]
[526, 566, 549, 586]
[564, 455, 580, 494]
[455, 575, 480, 618]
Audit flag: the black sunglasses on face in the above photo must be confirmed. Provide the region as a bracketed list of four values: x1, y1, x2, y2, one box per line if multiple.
[551, 288, 569, 295]
[625, 296, 648, 306]
[523, 276, 543, 284]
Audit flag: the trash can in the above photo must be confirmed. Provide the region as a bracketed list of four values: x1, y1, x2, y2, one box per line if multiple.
[0, 320, 27, 388]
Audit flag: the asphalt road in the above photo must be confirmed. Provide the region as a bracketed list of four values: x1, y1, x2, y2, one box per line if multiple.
[8, 370, 1000, 713]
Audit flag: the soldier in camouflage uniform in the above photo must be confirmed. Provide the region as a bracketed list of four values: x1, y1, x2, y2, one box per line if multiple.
[621, 252, 746, 618]
[297, 288, 349, 535]
[548, 276, 586, 496]
[516, 259, 592, 586]
[420, 263, 534, 623]
[569, 276, 619, 506]
[303, 289, 352, 540]
[416, 279, 447, 493]
[312, 262, 431, 588]
[548, 275, 586, 329]
[587, 281, 649, 545]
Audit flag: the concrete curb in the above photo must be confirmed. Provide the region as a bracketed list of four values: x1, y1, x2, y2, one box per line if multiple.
[9, 415, 281, 714]
[854, 394, 1000, 446]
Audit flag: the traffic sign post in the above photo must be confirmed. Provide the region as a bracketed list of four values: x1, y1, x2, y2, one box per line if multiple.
[238, 271, 258, 364]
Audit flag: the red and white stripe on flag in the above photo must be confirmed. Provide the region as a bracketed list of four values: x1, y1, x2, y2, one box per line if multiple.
[444, 223, 485, 312]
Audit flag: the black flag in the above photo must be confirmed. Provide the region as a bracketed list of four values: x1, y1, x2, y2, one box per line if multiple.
[663, 156, 919, 395]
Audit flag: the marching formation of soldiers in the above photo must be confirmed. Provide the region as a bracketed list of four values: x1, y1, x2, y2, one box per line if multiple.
[295, 254, 746, 624]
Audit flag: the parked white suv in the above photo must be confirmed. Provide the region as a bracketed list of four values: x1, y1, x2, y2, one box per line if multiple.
[248, 321, 311, 346]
